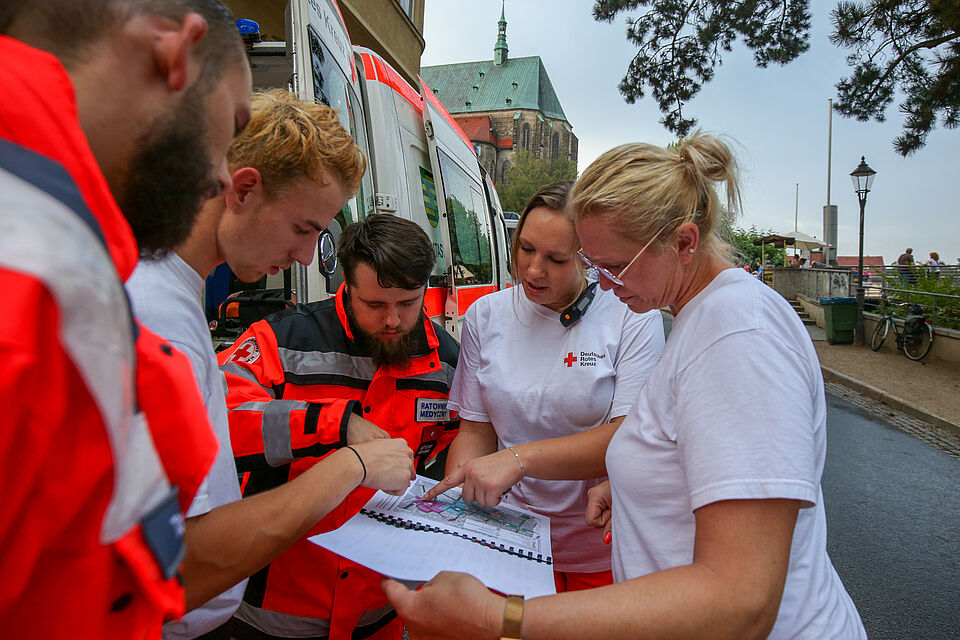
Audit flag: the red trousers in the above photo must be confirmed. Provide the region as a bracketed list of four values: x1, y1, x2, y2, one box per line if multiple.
[553, 569, 614, 593]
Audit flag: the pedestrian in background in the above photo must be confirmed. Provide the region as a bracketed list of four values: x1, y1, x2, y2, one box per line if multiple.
[924, 251, 944, 277]
[897, 247, 916, 284]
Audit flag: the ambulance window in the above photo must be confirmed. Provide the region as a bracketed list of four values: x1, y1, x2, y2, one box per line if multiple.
[471, 188, 492, 271]
[437, 150, 493, 286]
[307, 25, 371, 226]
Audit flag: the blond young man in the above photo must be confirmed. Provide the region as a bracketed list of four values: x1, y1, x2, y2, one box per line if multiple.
[126, 89, 415, 639]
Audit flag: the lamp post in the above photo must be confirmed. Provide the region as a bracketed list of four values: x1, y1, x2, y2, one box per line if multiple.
[850, 156, 876, 345]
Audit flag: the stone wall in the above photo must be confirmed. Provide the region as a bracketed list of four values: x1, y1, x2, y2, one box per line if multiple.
[457, 109, 578, 186]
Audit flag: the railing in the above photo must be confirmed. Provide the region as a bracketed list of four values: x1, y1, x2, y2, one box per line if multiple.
[849, 264, 959, 295]
[771, 266, 960, 331]
[870, 286, 960, 331]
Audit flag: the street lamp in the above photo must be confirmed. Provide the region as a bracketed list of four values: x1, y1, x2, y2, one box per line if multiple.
[850, 156, 876, 345]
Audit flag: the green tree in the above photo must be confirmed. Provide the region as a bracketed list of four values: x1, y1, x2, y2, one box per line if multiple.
[594, 0, 960, 155]
[729, 225, 786, 267]
[831, 0, 960, 155]
[498, 151, 577, 212]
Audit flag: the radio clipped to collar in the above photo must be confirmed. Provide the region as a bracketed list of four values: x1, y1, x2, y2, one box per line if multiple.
[560, 281, 598, 327]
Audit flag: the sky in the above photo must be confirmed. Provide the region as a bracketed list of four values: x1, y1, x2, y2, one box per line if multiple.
[421, 0, 959, 265]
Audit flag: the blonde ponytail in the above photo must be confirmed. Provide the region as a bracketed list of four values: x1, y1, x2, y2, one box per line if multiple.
[570, 131, 740, 258]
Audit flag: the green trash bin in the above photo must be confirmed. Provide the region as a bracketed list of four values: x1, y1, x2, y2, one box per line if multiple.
[820, 297, 857, 344]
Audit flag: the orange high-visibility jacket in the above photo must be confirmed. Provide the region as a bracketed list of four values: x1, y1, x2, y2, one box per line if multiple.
[219, 284, 459, 638]
[0, 36, 217, 638]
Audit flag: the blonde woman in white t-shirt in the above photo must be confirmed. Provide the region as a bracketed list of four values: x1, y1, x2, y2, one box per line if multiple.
[384, 134, 866, 640]
[429, 181, 664, 593]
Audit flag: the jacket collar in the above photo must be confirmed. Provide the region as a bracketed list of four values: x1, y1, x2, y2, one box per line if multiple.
[334, 282, 356, 340]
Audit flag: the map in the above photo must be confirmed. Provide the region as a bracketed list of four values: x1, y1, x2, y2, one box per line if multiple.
[310, 475, 556, 597]
[366, 477, 548, 555]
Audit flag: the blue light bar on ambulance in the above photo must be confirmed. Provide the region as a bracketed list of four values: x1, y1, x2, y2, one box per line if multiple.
[236, 18, 261, 46]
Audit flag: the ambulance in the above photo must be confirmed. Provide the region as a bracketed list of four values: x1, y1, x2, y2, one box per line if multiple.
[214, 0, 511, 340]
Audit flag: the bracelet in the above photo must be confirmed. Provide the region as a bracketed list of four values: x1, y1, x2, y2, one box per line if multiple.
[500, 594, 524, 639]
[345, 445, 366, 484]
[507, 446, 526, 478]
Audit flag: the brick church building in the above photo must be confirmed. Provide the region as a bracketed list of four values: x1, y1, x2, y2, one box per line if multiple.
[419, 4, 577, 185]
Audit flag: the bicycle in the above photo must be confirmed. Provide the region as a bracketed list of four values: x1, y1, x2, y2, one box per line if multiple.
[870, 302, 935, 361]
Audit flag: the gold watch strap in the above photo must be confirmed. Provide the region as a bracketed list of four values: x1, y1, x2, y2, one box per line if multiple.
[500, 594, 525, 640]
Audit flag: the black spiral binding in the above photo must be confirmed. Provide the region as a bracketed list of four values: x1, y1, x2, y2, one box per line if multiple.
[359, 509, 553, 566]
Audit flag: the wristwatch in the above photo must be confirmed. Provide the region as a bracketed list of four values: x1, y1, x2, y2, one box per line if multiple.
[500, 594, 524, 640]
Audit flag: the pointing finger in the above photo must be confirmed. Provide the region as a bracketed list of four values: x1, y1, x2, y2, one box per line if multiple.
[423, 467, 465, 501]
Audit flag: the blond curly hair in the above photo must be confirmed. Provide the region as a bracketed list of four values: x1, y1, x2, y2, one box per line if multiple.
[227, 89, 366, 199]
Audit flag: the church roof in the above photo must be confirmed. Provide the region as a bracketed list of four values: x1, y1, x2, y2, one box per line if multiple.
[420, 56, 567, 121]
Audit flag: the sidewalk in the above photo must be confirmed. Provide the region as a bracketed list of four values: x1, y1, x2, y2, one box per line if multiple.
[808, 326, 960, 435]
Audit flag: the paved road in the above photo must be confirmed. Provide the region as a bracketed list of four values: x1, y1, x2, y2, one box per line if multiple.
[822, 394, 960, 639]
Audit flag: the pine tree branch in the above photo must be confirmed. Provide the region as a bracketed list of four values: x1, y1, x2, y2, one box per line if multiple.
[668, 0, 700, 129]
[862, 30, 960, 106]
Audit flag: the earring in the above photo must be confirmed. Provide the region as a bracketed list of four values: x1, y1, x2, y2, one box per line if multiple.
[688, 248, 695, 254]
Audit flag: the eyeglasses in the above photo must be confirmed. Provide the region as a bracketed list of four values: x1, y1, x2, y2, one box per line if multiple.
[577, 215, 691, 287]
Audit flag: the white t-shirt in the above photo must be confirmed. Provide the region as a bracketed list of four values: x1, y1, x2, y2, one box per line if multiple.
[127, 254, 246, 639]
[449, 285, 665, 572]
[607, 267, 865, 638]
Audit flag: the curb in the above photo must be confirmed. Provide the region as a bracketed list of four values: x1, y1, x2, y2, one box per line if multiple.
[820, 365, 960, 438]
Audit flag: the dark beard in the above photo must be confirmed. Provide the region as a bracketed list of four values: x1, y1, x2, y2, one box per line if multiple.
[344, 291, 426, 367]
[118, 80, 218, 258]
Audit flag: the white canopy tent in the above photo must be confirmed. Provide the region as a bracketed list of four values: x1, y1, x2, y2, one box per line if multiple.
[780, 230, 826, 252]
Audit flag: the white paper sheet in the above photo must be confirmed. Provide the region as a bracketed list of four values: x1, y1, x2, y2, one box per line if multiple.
[309, 476, 556, 597]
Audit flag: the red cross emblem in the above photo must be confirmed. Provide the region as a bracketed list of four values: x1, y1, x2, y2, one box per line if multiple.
[563, 352, 577, 368]
[230, 337, 260, 364]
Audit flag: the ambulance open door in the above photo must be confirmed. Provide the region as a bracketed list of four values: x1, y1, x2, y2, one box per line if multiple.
[420, 80, 499, 339]
[287, 0, 374, 304]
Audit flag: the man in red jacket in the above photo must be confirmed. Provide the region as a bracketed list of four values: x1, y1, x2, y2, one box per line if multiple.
[220, 215, 461, 640]
[0, 1, 251, 637]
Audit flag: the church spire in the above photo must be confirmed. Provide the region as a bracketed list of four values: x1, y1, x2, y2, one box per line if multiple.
[494, 0, 508, 65]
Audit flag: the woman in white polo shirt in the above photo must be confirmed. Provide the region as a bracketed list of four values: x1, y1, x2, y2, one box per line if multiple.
[437, 181, 665, 593]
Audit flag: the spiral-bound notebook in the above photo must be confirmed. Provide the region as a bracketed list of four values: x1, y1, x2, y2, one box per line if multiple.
[309, 475, 556, 597]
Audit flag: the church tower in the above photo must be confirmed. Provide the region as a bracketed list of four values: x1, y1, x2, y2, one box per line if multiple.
[494, 1, 508, 65]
